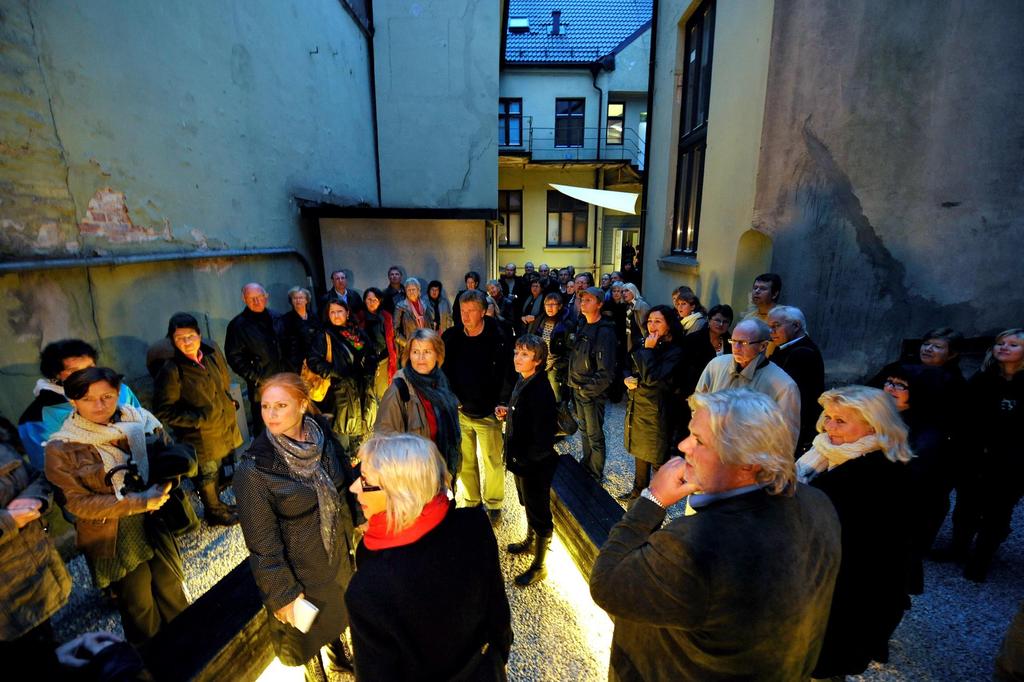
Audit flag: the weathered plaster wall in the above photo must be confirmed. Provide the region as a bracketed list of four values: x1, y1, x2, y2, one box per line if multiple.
[755, 0, 1024, 379]
[319, 218, 487, 297]
[373, 0, 499, 209]
[0, 0, 376, 419]
[642, 0, 774, 311]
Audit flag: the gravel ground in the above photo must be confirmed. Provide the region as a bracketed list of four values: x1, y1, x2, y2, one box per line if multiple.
[48, 408, 1021, 681]
[587, 399, 1022, 682]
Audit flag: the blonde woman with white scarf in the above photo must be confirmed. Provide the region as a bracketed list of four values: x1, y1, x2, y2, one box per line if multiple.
[796, 385, 913, 680]
[45, 366, 188, 645]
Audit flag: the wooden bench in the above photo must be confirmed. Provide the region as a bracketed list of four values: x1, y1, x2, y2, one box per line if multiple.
[550, 454, 624, 577]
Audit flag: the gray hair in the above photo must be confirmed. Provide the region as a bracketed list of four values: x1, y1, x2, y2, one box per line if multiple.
[816, 386, 913, 463]
[734, 318, 771, 342]
[688, 389, 796, 495]
[621, 282, 643, 302]
[403, 277, 421, 290]
[769, 305, 808, 335]
[287, 286, 311, 304]
[358, 433, 450, 533]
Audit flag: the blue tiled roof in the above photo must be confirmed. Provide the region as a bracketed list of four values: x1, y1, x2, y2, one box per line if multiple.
[505, 0, 652, 64]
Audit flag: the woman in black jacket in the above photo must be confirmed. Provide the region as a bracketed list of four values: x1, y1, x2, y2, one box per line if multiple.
[950, 328, 1024, 582]
[235, 372, 360, 680]
[281, 287, 321, 373]
[308, 300, 371, 451]
[621, 305, 686, 501]
[796, 386, 913, 679]
[500, 334, 559, 586]
[153, 313, 242, 526]
[345, 433, 512, 681]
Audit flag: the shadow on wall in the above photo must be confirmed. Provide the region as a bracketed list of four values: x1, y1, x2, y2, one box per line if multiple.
[732, 229, 773, 313]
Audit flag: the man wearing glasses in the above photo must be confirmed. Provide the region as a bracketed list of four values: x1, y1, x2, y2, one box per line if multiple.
[695, 319, 801, 449]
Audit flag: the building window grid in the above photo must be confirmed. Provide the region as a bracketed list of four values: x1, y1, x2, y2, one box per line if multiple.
[498, 190, 523, 247]
[546, 190, 588, 247]
[672, 1, 715, 255]
[607, 101, 625, 145]
[554, 98, 585, 148]
[499, 98, 523, 146]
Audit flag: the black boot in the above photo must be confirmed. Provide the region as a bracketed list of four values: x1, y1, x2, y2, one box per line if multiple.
[515, 533, 551, 586]
[964, 536, 999, 583]
[199, 481, 239, 527]
[507, 527, 535, 555]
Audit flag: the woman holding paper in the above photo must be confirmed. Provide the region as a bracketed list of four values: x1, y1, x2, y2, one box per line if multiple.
[235, 372, 362, 680]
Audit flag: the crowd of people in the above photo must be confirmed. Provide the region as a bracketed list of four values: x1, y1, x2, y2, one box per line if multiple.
[1, 259, 1021, 681]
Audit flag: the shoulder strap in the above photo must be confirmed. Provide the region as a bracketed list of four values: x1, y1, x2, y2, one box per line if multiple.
[395, 376, 410, 403]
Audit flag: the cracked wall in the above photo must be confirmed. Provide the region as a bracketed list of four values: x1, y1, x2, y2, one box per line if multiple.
[0, 0, 376, 419]
[754, 0, 1024, 379]
[372, 0, 499, 209]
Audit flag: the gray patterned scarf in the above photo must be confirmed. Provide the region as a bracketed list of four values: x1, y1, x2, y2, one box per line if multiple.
[266, 416, 340, 560]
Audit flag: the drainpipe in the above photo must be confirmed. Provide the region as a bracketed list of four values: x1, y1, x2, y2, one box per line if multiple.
[592, 169, 601, 272]
[0, 247, 316, 287]
[590, 63, 604, 161]
[339, 1, 382, 207]
[638, 0, 659, 293]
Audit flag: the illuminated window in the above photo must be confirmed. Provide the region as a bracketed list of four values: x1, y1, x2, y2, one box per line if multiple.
[547, 191, 588, 247]
[498, 190, 523, 247]
[555, 98, 585, 147]
[671, 0, 715, 254]
[607, 102, 625, 145]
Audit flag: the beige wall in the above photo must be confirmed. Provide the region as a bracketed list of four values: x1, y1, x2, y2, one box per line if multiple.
[498, 166, 600, 275]
[319, 218, 488, 296]
[641, 0, 774, 310]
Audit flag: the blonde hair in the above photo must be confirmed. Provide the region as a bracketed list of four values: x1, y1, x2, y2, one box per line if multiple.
[816, 386, 912, 463]
[687, 389, 796, 495]
[358, 433, 450, 533]
[402, 328, 445, 367]
[258, 372, 320, 415]
[981, 328, 1024, 375]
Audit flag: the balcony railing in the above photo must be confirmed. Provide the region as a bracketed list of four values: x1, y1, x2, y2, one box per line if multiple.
[499, 116, 645, 169]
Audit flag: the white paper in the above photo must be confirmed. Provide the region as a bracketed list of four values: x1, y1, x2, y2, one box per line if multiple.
[293, 597, 320, 633]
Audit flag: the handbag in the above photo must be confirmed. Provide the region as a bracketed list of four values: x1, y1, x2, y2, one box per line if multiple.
[301, 333, 332, 402]
[555, 399, 578, 437]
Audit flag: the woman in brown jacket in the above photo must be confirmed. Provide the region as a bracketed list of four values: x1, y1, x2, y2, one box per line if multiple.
[45, 366, 189, 644]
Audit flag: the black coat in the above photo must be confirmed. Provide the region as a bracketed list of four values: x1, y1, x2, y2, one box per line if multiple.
[503, 373, 557, 474]
[308, 325, 371, 438]
[224, 308, 288, 387]
[281, 309, 321, 372]
[234, 417, 360, 666]
[770, 336, 825, 451]
[152, 342, 242, 465]
[810, 451, 911, 677]
[320, 288, 364, 319]
[442, 317, 514, 418]
[345, 504, 513, 681]
[567, 319, 617, 399]
[624, 341, 686, 465]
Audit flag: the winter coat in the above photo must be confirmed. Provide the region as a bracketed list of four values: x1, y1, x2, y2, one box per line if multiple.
[810, 451, 911, 677]
[308, 325, 370, 438]
[770, 336, 826, 451]
[374, 368, 436, 442]
[345, 504, 513, 681]
[590, 486, 841, 682]
[567, 319, 617, 400]
[224, 308, 288, 387]
[153, 343, 242, 465]
[280, 309, 321, 372]
[393, 297, 429, 354]
[503, 373, 558, 475]
[624, 341, 686, 465]
[0, 444, 72, 640]
[425, 295, 454, 333]
[234, 416, 360, 666]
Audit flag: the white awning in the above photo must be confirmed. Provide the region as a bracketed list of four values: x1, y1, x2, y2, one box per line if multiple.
[549, 183, 639, 215]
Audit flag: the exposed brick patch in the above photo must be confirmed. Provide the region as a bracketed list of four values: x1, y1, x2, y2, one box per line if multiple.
[78, 187, 166, 242]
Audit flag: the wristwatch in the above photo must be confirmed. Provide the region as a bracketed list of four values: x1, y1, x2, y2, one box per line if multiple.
[640, 487, 665, 509]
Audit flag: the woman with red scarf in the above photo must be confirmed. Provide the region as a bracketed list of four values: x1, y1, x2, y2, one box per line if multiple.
[345, 433, 512, 681]
[394, 278, 429, 356]
[308, 300, 371, 451]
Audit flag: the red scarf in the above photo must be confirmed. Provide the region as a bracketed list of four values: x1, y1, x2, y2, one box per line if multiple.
[363, 493, 449, 550]
[382, 310, 398, 380]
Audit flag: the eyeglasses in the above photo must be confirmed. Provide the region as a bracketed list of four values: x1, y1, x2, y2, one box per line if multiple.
[728, 338, 767, 349]
[358, 472, 382, 492]
[884, 379, 909, 391]
[173, 333, 200, 344]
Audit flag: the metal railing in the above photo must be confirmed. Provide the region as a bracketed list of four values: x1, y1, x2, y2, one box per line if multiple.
[499, 116, 645, 167]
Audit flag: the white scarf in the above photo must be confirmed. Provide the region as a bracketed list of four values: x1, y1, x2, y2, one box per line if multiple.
[796, 432, 882, 483]
[50, 405, 162, 499]
[34, 377, 64, 397]
[681, 311, 704, 331]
